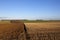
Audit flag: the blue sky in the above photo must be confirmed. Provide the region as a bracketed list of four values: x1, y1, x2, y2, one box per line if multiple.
[0, 0, 60, 20]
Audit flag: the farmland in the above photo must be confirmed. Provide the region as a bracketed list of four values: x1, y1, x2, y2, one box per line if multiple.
[0, 20, 60, 40]
[0, 20, 26, 40]
[25, 22, 60, 40]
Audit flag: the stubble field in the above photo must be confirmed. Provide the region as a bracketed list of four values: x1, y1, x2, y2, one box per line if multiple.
[25, 22, 60, 40]
[0, 21, 60, 40]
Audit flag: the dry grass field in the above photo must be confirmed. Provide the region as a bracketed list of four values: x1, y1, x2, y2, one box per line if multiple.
[0, 21, 60, 40]
[25, 22, 60, 40]
[0, 21, 26, 40]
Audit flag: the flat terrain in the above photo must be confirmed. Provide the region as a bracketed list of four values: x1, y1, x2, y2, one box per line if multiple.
[0, 21, 60, 40]
[24, 22, 60, 40]
[0, 21, 25, 40]
[25, 22, 60, 32]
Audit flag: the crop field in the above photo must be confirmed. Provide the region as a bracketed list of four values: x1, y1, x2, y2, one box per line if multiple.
[25, 22, 60, 40]
[0, 21, 26, 40]
[0, 21, 60, 40]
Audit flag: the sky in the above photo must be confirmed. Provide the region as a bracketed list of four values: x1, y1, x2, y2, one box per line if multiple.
[0, 0, 60, 20]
